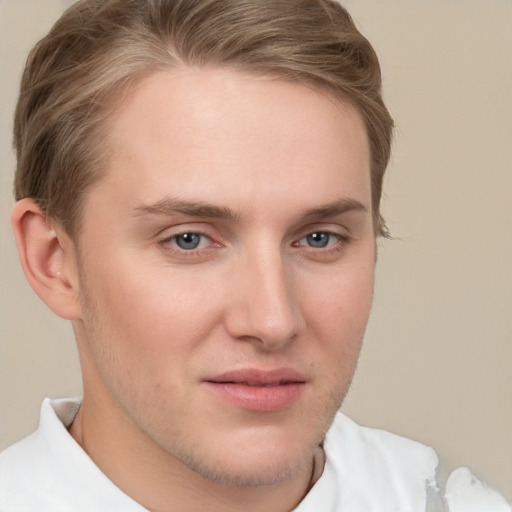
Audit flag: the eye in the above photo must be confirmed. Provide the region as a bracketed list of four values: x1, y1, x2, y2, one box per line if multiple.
[299, 231, 340, 249]
[167, 232, 210, 251]
[303, 231, 339, 249]
[157, 228, 223, 262]
[292, 229, 351, 261]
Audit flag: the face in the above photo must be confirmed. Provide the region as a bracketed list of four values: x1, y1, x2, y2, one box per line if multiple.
[73, 68, 375, 487]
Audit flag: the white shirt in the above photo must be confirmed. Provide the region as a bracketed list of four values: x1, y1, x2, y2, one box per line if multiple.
[0, 398, 509, 512]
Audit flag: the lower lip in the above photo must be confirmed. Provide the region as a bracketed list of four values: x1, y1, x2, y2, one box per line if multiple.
[204, 382, 305, 412]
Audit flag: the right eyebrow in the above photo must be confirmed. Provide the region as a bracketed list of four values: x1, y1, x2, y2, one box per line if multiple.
[301, 198, 367, 220]
[131, 197, 240, 221]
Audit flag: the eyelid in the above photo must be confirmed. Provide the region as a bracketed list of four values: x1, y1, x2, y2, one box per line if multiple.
[155, 219, 218, 240]
[160, 228, 213, 244]
[294, 222, 351, 241]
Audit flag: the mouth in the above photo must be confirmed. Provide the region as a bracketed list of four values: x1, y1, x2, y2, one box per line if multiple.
[224, 380, 292, 387]
[203, 368, 307, 412]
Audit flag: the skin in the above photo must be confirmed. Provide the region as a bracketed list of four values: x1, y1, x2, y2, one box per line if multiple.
[13, 68, 376, 512]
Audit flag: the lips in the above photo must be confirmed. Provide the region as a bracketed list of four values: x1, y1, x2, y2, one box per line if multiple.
[203, 368, 306, 412]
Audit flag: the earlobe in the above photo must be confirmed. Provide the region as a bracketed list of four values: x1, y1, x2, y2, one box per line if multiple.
[11, 198, 82, 320]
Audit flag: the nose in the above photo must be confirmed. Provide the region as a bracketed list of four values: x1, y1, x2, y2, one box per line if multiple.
[224, 247, 303, 351]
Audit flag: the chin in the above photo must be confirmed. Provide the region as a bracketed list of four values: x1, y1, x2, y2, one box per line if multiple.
[163, 423, 317, 488]
[185, 448, 311, 488]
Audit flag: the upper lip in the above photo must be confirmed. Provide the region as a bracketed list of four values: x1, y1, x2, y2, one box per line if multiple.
[205, 368, 307, 386]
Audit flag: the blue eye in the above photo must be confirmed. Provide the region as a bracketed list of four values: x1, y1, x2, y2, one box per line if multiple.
[172, 233, 205, 250]
[305, 232, 336, 248]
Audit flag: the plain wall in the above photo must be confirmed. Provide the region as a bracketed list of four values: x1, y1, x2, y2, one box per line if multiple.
[1, 0, 511, 500]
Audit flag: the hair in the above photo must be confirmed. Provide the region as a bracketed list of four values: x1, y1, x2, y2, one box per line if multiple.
[14, 0, 393, 238]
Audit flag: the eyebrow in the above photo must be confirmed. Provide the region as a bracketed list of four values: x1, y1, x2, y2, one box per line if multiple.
[132, 197, 239, 221]
[132, 197, 366, 221]
[301, 198, 367, 219]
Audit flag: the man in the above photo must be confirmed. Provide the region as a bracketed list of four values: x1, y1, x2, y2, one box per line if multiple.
[0, 1, 509, 510]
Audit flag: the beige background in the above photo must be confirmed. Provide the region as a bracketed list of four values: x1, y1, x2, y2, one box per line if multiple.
[1, 0, 511, 500]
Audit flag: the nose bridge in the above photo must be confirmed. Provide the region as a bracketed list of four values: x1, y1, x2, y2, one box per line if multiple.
[226, 241, 301, 350]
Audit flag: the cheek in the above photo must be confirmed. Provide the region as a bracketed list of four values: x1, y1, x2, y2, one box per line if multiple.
[305, 260, 374, 328]
[302, 259, 374, 368]
[80, 257, 226, 373]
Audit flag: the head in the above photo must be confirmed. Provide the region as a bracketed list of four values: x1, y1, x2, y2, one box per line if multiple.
[11, 0, 393, 501]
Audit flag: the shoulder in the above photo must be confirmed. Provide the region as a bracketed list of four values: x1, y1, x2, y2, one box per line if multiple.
[444, 467, 511, 512]
[0, 426, 60, 510]
[323, 412, 439, 510]
[304, 412, 511, 512]
[0, 398, 79, 509]
[0, 398, 146, 512]
[328, 411, 438, 467]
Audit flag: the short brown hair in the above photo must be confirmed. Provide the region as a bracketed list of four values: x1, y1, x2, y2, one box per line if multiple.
[14, 0, 393, 237]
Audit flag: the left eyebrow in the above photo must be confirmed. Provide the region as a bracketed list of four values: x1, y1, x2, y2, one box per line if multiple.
[301, 198, 367, 220]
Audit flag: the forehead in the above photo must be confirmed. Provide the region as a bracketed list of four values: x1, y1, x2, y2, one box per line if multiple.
[90, 68, 371, 218]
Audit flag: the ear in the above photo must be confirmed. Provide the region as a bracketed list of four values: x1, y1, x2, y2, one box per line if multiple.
[11, 198, 82, 320]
